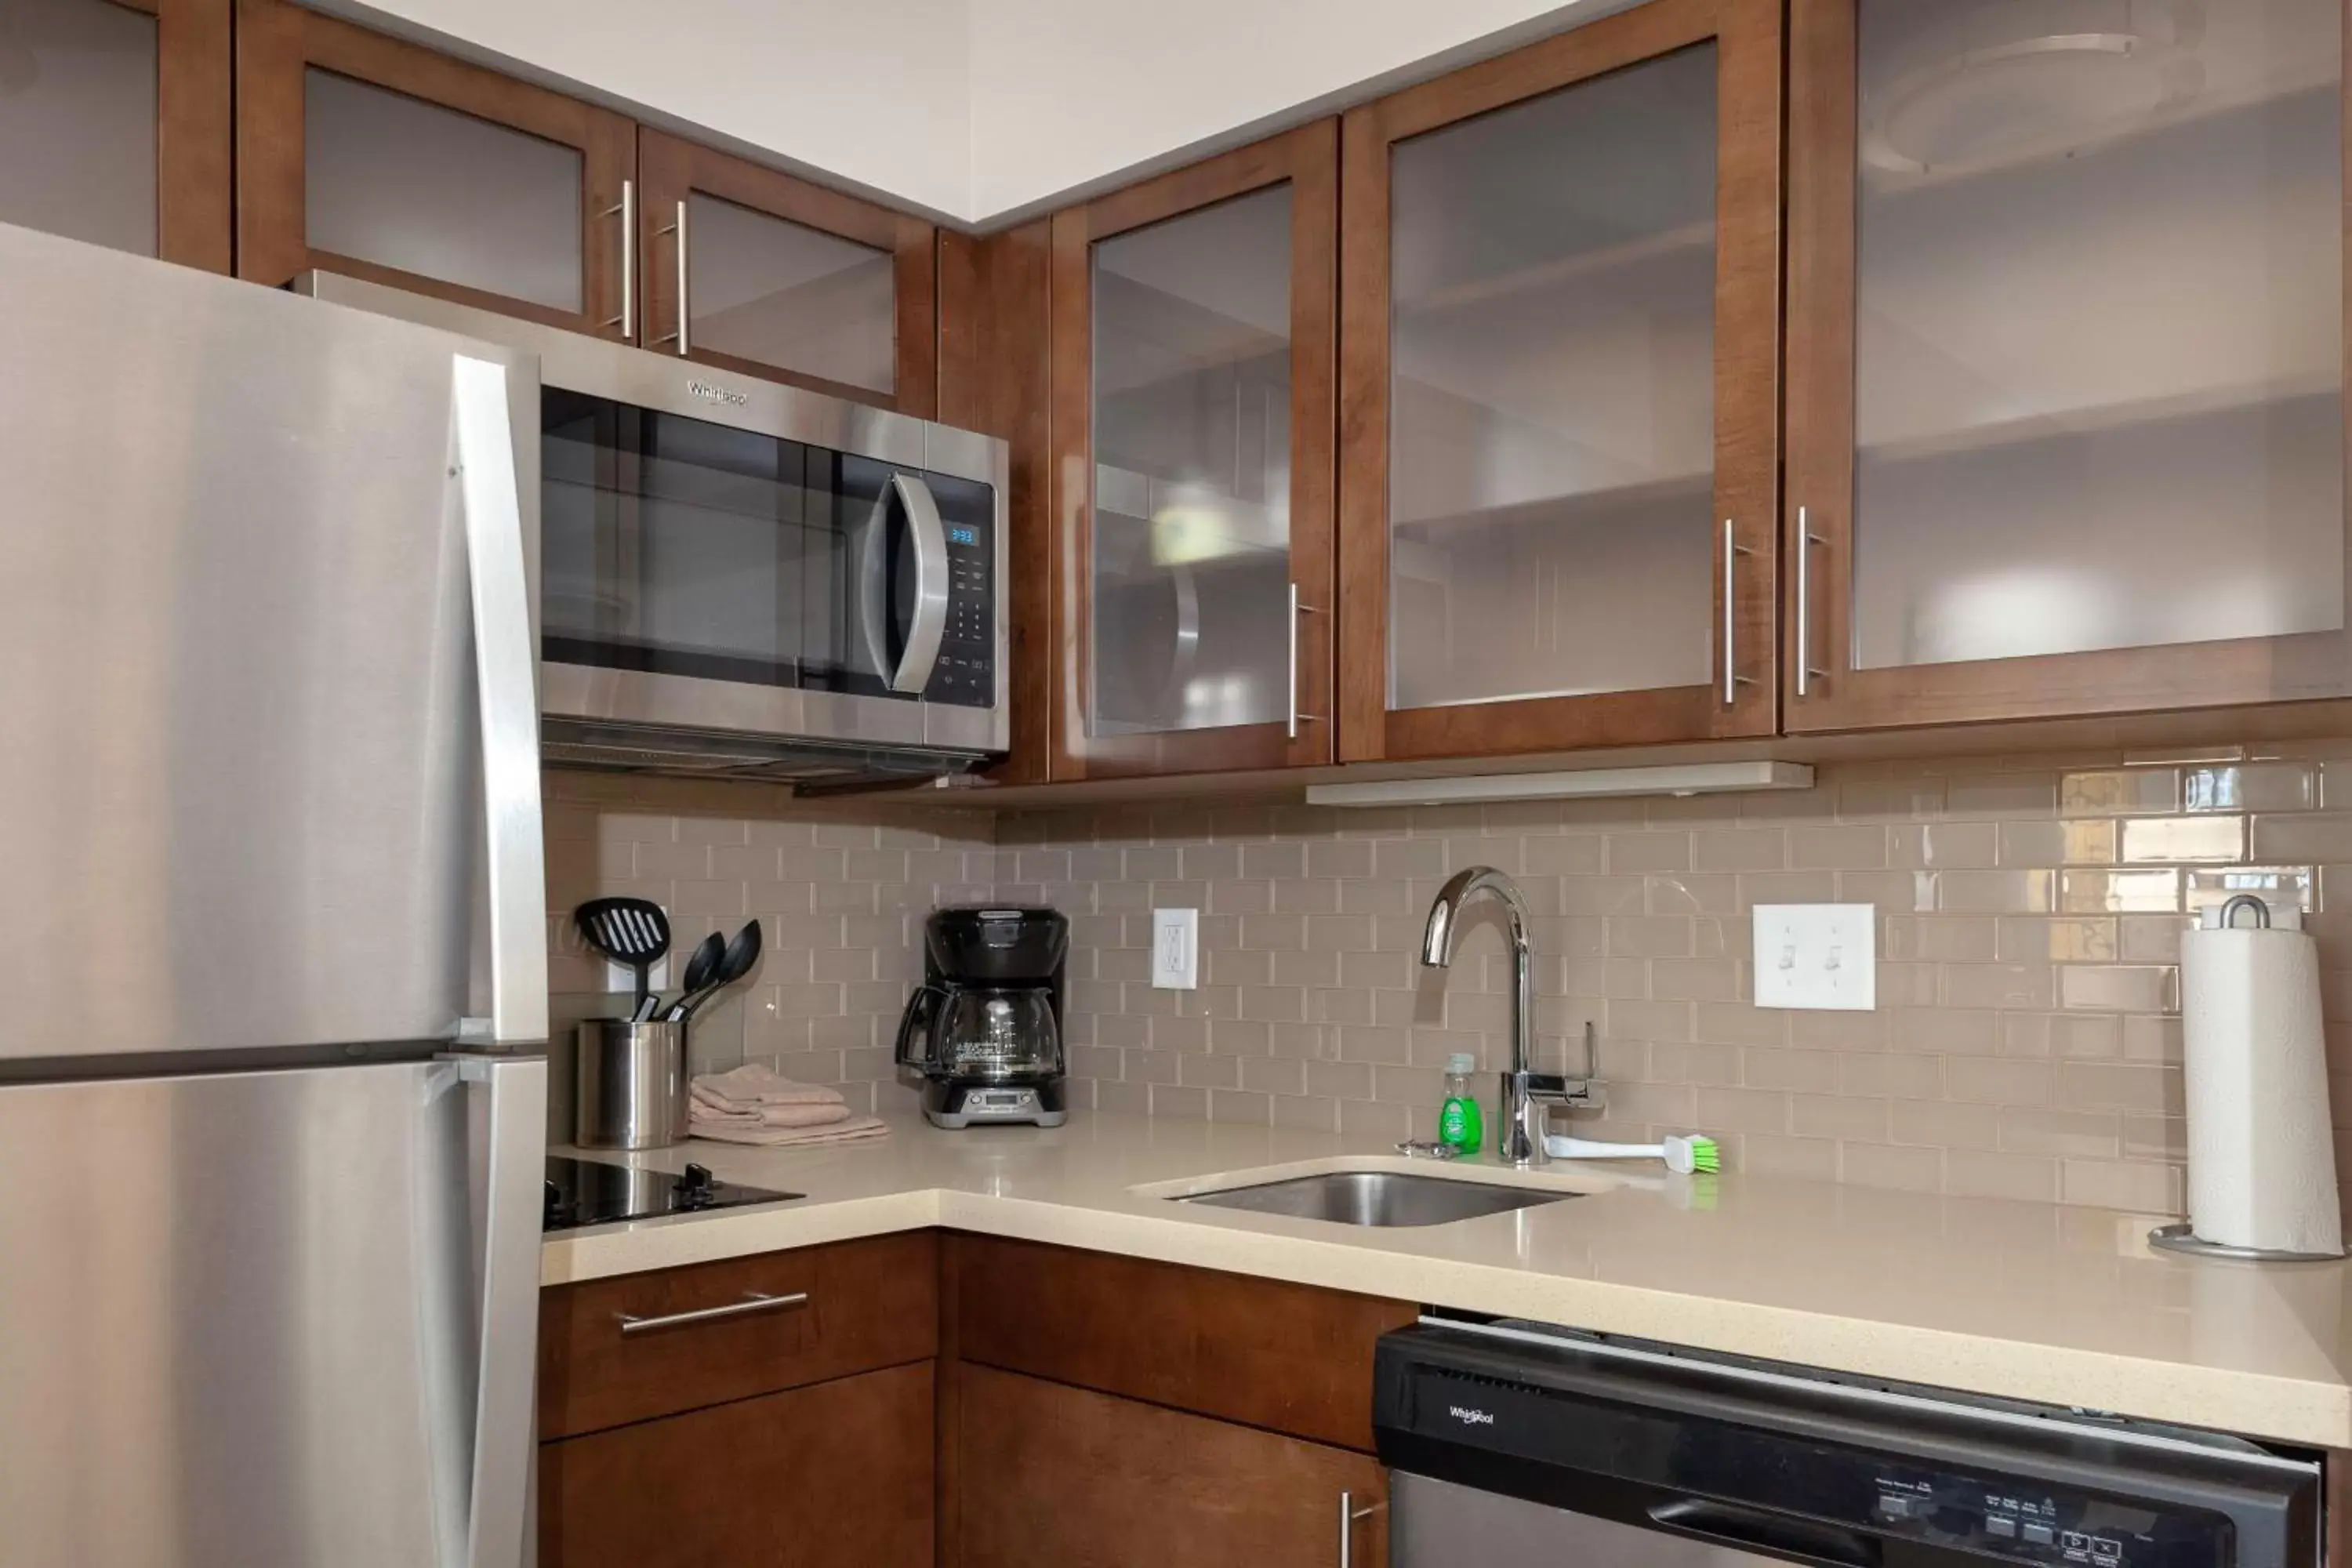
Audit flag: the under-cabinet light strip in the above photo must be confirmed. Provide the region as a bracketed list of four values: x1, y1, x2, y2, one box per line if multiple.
[1304, 761, 1814, 808]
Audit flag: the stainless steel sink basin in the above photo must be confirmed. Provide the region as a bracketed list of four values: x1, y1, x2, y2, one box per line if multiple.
[1178, 1170, 1576, 1227]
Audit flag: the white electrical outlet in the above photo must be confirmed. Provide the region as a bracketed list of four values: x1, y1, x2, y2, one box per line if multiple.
[606, 956, 669, 994]
[1753, 904, 1876, 1011]
[1151, 908, 1199, 990]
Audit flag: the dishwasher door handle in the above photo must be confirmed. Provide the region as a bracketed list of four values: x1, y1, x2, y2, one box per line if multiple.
[1648, 1500, 1882, 1567]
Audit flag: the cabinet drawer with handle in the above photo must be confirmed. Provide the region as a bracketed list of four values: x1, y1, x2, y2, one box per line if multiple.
[538, 1230, 937, 1439]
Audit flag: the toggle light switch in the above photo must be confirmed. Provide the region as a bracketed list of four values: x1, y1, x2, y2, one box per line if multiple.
[1752, 905, 1876, 1011]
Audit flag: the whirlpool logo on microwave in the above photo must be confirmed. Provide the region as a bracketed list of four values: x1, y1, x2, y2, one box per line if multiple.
[687, 379, 749, 408]
[1447, 1405, 1497, 1427]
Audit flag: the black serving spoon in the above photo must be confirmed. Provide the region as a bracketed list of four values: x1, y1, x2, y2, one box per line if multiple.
[668, 919, 763, 1022]
[666, 930, 725, 1019]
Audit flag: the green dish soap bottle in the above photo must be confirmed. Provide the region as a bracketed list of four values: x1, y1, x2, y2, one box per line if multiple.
[1438, 1052, 1483, 1156]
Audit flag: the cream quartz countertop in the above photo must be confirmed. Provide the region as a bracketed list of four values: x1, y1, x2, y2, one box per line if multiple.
[541, 1112, 2352, 1450]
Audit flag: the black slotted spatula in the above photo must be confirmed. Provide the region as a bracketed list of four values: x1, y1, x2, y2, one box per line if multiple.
[574, 898, 672, 1019]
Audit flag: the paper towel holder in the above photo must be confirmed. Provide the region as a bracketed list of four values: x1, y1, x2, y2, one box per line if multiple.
[2148, 1221, 2344, 1262]
[2149, 894, 2349, 1264]
[2215, 892, 2273, 931]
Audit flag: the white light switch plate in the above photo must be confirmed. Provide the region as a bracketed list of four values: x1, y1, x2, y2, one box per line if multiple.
[1152, 908, 1199, 989]
[1753, 904, 1876, 1011]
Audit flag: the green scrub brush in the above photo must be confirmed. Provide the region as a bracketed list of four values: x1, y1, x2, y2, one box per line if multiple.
[1544, 1132, 1720, 1175]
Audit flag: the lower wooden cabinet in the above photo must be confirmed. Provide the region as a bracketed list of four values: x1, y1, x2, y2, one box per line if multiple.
[947, 1363, 1388, 1568]
[539, 1360, 935, 1568]
[536, 1233, 1408, 1568]
[946, 1232, 1414, 1451]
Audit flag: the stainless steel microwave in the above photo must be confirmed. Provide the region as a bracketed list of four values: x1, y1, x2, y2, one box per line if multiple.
[295, 273, 1008, 789]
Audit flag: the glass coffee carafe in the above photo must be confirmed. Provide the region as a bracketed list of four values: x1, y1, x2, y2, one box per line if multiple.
[900, 985, 1060, 1080]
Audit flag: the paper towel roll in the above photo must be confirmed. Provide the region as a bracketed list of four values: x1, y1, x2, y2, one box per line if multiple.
[2180, 916, 2343, 1256]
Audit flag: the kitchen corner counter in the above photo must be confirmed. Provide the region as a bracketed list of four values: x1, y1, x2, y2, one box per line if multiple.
[540, 1112, 2352, 1450]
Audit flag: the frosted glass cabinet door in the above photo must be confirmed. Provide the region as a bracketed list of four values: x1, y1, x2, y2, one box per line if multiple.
[1785, 0, 2352, 728]
[637, 130, 938, 417]
[1044, 124, 1338, 779]
[234, 0, 633, 335]
[0, 0, 229, 270]
[1336, 0, 1784, 763]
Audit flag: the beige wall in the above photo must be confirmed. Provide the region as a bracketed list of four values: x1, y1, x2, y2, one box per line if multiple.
[997, 743, 2352, 1214]
[543, 739, 2352, 1216]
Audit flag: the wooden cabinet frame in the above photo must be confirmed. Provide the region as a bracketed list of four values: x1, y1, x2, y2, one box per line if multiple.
[939, 223, 1054, 784]
[1045, 122, 1341, 780]
[234, 0, 633, 335]
[111, 0, 233, 271]
[637, 129, 937, 416]
[1336, 0, 1784, 764]
[1783, 0, 2352, 731]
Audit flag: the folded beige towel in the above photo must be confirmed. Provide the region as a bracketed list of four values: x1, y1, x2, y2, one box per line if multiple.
[689, 1099, 851, 1131]
[688, 1114, 889, 1149]
[691, 1063, 848, 1114]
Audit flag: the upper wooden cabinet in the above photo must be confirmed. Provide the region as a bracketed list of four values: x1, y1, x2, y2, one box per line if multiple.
[235, 0, 633, 334]
[233, 1, 937, 415]
[1784, 0, 2352, 731]
[1336, 0, 1784, 764]
[636, 129, 937, 416]
[0, 0, 230, 270]
[1045, 123, 1340, 779]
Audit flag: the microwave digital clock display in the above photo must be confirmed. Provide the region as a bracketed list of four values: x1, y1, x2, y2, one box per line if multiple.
[948, 524, 979, 546]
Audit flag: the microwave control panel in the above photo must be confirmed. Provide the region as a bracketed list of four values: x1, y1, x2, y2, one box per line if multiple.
[925, 507, 994, 709]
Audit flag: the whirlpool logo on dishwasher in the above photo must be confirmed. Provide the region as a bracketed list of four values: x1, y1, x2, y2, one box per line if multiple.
[1448, 1405, 1497, 1427]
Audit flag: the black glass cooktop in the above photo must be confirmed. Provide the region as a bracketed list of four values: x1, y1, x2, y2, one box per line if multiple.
[543, 1156, 801, 1232]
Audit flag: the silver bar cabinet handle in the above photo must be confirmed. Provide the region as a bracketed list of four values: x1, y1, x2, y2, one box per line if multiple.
[1721, 518, 1754, 707]
[1338, 1490, 1381, 1568]
[1795, 506, 1828, 698]
[1288, 584, 1325, 741]
[655, 198, 689, 355]
[616, 1290, 808, 1336]
[600, 178, 634, 339]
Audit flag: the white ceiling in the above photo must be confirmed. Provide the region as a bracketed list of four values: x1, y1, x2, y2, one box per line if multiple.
[321, 0, 1628, 227]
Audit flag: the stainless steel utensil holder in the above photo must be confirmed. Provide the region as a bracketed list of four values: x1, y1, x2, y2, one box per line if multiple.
[575, 1018, 688, 1150]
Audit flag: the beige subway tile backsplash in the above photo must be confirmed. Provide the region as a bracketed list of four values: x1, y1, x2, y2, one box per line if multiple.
[993, 745, 2352, 1217]
[542, 742, 2352, 1218]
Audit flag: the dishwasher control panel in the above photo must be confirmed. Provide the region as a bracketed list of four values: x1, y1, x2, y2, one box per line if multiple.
[1871, 1472, 2170, 1568]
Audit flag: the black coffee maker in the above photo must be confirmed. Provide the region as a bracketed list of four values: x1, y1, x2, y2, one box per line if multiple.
[894, 907, 1069, 1128]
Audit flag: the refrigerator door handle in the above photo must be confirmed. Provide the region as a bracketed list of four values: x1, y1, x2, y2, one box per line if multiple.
[455, 1052, 547, 1568]
[451, 354, 548, 1047]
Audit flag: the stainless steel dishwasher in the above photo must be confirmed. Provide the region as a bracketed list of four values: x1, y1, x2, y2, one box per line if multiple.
[1374, 1316, 2320, 1568]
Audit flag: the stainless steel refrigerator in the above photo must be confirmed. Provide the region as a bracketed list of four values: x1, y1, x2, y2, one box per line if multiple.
[0, 221, 549, 1568]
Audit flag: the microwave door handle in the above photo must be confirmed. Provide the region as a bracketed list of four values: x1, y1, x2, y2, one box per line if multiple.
[449, 354, 546, 1048]
[857, 493, 891, 688]
[886, 473, 951, 694]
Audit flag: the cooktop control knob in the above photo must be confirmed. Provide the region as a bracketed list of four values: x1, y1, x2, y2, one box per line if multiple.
[677, 1163, 717, 1199]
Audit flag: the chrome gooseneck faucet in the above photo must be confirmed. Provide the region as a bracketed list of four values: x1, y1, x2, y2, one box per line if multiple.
[1420, 866, 1602, 1167]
